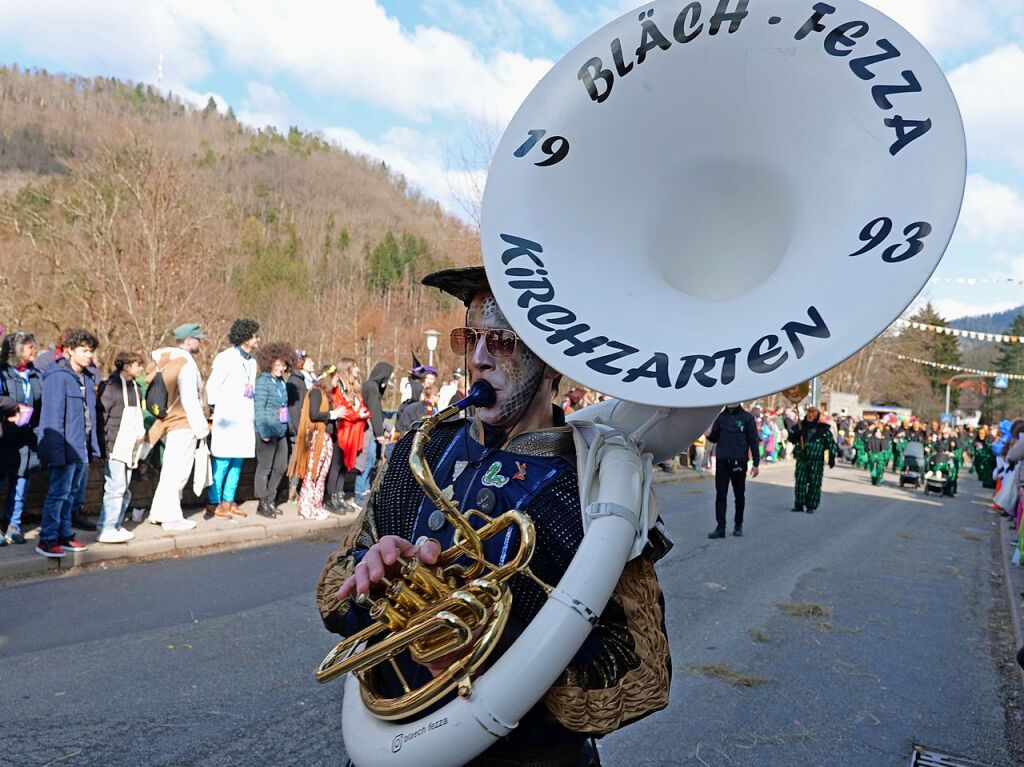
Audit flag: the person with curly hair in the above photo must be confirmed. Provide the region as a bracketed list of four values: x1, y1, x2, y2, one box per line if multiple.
[206, 319, 260, 518]
[253, 341, 295, 518]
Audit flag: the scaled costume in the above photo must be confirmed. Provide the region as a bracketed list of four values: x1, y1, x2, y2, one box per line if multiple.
[789, 421, 836, 511]
[973, 438, 996, 489]
[866, 435, 890, 486]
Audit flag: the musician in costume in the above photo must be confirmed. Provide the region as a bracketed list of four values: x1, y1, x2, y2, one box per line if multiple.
[891, 424, 907, 472]
[316, 267, 671, 767]
[852, 419, 869, 469]
[865, 426, 890, 487]
[972, 425, 996, 489]
[936, 423, 961, 495]
[789, 407, 836, 513]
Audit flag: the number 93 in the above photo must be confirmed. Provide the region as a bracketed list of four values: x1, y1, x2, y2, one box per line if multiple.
[848, 216, 933, 263]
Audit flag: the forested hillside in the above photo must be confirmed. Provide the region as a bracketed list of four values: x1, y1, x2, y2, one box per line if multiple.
[0, 66, 477, 382]
[951, 305, 1024, 335]
[1, 68, 1020, 418]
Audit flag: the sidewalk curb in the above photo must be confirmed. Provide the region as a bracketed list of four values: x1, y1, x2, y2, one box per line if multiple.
[2, 464, 774, 581]
[997, 508, 1024, 690]
[0, 514, 351, 582]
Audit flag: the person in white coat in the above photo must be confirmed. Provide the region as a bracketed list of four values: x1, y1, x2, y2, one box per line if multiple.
[205, 319, 260, 517]
[148, 324, 211, 531]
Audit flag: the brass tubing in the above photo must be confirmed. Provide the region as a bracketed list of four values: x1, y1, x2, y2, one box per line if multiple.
[387, 581, 429, 612]
[401, 557, 449, 599]
[409, 408, 484, 562]
[316, 622, 391, 683]
[340, 611, 471, 678]
[370, 600, 408, 630]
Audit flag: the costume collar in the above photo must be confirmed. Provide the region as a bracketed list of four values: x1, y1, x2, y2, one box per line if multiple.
[469, 418, 575, 458]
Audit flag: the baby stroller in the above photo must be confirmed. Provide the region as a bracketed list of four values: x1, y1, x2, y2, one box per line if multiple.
[899, 441, 924, 488]
[924, 452, 955, 497]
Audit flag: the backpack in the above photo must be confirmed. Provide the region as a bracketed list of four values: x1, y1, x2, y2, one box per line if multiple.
[145, 369, 171, 419]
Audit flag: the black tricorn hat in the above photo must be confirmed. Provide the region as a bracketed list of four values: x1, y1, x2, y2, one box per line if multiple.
[421, 266, 489, 307]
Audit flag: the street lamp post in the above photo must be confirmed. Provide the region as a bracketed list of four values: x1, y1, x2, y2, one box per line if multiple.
[944, 373, 981, 422]
[424, 329, 440, 369]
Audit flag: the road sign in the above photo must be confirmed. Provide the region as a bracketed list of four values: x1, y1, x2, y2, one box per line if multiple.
[995, 375, 1009, 390]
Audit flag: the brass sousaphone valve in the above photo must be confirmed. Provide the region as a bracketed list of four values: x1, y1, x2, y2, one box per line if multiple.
[316, 381, 549, 720]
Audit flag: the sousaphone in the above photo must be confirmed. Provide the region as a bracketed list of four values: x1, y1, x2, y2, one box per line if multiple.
[331, 2, 965, 764]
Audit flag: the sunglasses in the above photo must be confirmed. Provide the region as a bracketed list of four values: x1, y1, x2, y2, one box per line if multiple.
[450, 327, 520, 358]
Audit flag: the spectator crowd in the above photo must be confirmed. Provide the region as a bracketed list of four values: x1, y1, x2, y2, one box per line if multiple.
[4, 316, 1023, 569]
[0, 320, 464, 560]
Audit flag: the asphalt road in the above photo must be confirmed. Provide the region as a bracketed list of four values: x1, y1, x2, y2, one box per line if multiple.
[1, 461, 1021, 767]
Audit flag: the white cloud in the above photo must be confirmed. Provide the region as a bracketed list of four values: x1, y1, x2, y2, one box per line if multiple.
[237, 82, 293, 131]
[422, 0, 578, 46]
[949, 45, 1024, 172]
[932, 297, 1022, 320]
[0, 0, 553, 125]
[325, 125, 466, 215]
[906, 295, 1021, 321]
[0, 0, 210, 84]
[169, 84, 229, 113]
[173, 0, 553, 124]
[990, 251, 1024, 281]
[865, 0, 995, 58]
[959, 174, 1024, 245]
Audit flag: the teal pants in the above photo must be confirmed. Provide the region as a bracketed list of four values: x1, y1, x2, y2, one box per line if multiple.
[209, 457, 244, 504]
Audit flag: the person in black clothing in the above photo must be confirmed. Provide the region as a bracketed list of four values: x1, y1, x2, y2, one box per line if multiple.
[355, 361, 393, 507]
[285, 353, 316, 501]
[707, 403, 760, 538]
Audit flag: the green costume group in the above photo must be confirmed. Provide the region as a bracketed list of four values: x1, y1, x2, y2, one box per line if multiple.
[790, 419, 837, 511]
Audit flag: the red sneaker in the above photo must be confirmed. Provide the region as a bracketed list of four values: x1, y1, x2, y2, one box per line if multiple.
[59, 537, 89, 552]
[35, 541, 66, 558]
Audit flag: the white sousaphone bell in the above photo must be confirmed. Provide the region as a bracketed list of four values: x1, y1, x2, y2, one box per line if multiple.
[339, 1, 965, 764]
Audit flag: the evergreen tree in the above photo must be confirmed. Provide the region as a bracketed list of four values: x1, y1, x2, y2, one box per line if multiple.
[909, 303, 962, 410]
[991, 314, 1024, 418]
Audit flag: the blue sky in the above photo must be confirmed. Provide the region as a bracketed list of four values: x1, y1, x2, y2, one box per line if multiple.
[0, 0, 1022, 320]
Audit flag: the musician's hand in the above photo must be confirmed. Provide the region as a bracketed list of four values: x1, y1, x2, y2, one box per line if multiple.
[336, 535, 441, 601]
[750, 465, 759, 478]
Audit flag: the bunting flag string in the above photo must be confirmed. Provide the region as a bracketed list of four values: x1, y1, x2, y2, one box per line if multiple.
[885, 352, 1024, 380]
[892, 318, 1021, 344]
[928, 277, 1024, 285]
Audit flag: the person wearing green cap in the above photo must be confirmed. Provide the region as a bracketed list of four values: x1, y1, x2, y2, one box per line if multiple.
[147, 322, 210, 530]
